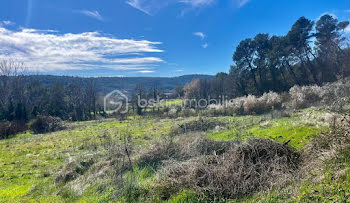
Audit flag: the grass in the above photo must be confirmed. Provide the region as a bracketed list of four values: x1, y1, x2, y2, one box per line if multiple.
[0, 117, 178, 202]
[240, 145, 350, 203]
[0, 108, 335, 202]
[208, 111, 328, 149]
[248, 117, 326, 148]
[159, 99, 183, 107]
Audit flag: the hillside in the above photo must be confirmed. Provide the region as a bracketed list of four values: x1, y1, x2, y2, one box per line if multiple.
[1, 78, 350, 202]
[22, 74, 214, 95]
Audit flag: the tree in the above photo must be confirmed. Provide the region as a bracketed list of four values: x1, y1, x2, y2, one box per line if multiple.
[85, 79, 97, 119]
[315, 14, 350, 81]
[48, 83, 66, 119]
[210, 72, 229, 100]
[66, 82, 84, 121]
[229, 65, 249, 96]
[132, 83, 146, 115]
[233, 38, 261, 94]
[286, 17, 318, 84]
[0, 60, 27, 121]
[26, 81, 48, 118]
[253, 33, 271, 92]
[173, 85, 184, 98]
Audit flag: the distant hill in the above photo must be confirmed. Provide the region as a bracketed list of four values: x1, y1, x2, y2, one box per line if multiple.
[22, 74, 214, 95]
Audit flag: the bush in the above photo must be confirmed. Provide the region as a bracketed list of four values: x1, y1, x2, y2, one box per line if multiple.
[56, 155, 95, 183]
[223, 91, 282, 115]
[170, 117, 226, 135]
[243, 95, 265, 114]
[321, 80, 350, 111]
[226, 96, 246, 115]
[179, 108, 197, 117]
[157, 138, 300, 199]
[0, 121, 27, 139]
[286, 85, 325, 109]
[30, 115, 65, 134]
[137, 134, 237, 168]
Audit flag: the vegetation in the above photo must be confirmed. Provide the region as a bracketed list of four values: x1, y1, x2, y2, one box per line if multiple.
[0, 105, 342, 202]
[183, 14, 350, 101]
[1, 13, 350, 203]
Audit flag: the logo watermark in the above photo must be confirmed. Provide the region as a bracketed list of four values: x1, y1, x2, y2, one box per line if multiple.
[104, 90, 129, 114]
[104, 89, 236, 114]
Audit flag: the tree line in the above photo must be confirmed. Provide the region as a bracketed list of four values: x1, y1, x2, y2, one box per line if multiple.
[183, 14, 350, 100]
[0, 61, 100, 123]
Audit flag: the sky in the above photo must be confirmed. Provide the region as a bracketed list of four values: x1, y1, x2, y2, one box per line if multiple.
[0, 0, 349, 77]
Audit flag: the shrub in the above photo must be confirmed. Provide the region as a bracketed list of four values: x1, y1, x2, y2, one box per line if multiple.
[227, 91, 282, 115]
[170, 117, 226, 135]
[137, 134, 237, 168]
[179, 108, 196, 117]
[226, 96, 246, 115]
[56, 155, 95, 183]
[243, 95, 265, 114]
[30, 115, 65, 134]
[157, 138, 300, 199]
[321, 80, 350, 111]
[286, 85, 325, 109]
[260, 91, 282, 109]
[0, 121, 27, 139]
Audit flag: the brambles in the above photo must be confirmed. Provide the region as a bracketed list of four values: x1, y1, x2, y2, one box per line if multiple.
[169, 117, 227, 135]
[56, 155, 96, 183]
[157, 138, 300, 199]
[30, 115, 65, 134]
[137, 134, 237, 168]
[204, 78, 350, 116]
[0, 121, 27, 139]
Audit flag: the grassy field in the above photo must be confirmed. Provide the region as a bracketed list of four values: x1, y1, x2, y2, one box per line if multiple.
[0, 108, 344, 202]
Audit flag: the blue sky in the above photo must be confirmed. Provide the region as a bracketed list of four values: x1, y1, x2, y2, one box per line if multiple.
[0, 0, 349, 77]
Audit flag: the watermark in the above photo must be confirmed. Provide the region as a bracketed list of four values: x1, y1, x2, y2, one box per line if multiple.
[104, 89, 239, 114]
[104, 90, 129, 114]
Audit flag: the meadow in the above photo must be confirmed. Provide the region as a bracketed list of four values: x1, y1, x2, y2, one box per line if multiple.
[1, 106, 344, 202]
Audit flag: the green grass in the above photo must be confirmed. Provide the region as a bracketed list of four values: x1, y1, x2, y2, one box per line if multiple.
[0, 108, 335, 202]
[0, 117, 179, 202]
[248, 117, 326, 148]
[208, 113, 328, 149]
[159, 99, 183, 107]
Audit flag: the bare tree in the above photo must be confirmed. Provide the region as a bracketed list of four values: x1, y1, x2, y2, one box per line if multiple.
[0, 59, 26, 76]
[0, 60, 27, 120]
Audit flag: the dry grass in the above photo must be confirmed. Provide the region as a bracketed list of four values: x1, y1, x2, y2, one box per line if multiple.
[169, 117, 227, 135]
[137, 133, 237, 168]
[152, 137, 300, 200]
[300, 115, 350, 181]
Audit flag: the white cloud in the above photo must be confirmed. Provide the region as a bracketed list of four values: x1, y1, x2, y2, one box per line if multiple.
[193, 32, 205, 40]
[345, 10, 350, 13]
[126, 0, 152, 15]
[126, 0, 214, 16]
[126, 0, 172, 15]
[0, 27, 164, 72]
[238, 0, 250, 7]
[345, 25, 350, 33]
[77, 10, 104, 21]
[138, 70, 155, 73]
[180, 0, 214, 7]
[202, 43, 208, 48]
[2, 21, 14, 26]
